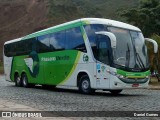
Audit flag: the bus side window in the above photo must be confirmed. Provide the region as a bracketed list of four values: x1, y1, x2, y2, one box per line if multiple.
[10, 43, 16, 56]
[14, 40, 24, 56]
[97, 35, 110, 65]
[49, 31, 66, 51]
[37, 35, 50, 53]
[4, 43, 16, 57]
[25, 38, 36, 54]
[4, 44, 9, 57]
[84, 24, 108, 57]
[66, 27, 87, 52]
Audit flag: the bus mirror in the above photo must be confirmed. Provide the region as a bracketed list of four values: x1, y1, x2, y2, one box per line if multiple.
[96, 32, 117, 48]
[145, 38, 158, 53]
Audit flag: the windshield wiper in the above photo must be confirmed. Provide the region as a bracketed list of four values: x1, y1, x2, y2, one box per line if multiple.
[125, 43, 130, 67]
[136, 52, 145, 69]
[132, 40, 145, 70]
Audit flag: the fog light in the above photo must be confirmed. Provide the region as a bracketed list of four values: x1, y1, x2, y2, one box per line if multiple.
[119, 75, 124, 79]
[115, 82, 118, 86]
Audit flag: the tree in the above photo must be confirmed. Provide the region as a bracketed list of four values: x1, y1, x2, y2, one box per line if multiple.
[120, 0, 160, 37]
[120, 0, 160, 78]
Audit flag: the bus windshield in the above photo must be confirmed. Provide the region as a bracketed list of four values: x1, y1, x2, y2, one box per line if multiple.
[84, 24, 149, 71]
[108, 27, 149, 71]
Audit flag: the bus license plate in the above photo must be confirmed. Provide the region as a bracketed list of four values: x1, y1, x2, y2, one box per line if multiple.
[132, 84, 139, 87]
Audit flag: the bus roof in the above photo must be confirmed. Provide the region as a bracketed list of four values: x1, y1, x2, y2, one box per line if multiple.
[4, 37, 22, 45]
[82, 18, 141, 31]
[4, 18, 141, 44]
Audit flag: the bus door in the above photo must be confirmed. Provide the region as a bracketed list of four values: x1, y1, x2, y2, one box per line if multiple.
[96, 35, 110, 89]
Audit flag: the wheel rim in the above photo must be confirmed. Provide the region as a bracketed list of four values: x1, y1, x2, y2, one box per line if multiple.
[16, 77, 20, 84]
[82, 80, 89, 90]
[23, 76, 27, 86]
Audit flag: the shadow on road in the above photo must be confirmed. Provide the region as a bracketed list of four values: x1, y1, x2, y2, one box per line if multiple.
[8, 84, 147, 97]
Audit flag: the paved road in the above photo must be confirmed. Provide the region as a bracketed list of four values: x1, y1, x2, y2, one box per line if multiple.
[0, 75, 160, 119]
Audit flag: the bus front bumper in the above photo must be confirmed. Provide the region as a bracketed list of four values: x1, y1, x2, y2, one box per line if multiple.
[109, 76, 150, 90]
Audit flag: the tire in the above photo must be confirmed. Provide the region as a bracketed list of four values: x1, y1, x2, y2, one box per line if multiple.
[79, 75, 95, 94]
[15, 74, 22, 87]
[22, 73, 29, 88]
[110, 90, 122, 95]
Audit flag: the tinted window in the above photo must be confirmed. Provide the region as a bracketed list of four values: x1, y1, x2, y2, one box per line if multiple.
[97, 35, 110, 65]
[24, 38, 37, 54]
[4, 43, 16, 57]
[50, 31, 66, 51]
[15, 41, 26, 56]
[66, 27, 86, 52]
[29, 38, 37, 52]
[84, 24, 108, 44]
[84, 24, 108, 57]
[37, 35, 50, 53]
[4, 38, 37, 57]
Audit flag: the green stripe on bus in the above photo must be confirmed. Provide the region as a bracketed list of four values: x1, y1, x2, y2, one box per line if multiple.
[117, 69, 150, 78]
[59, 52, 81, 85]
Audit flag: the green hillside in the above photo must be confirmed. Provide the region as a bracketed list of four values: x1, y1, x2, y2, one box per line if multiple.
[0, 0, 139, 63]
[48, 0, 139, 24]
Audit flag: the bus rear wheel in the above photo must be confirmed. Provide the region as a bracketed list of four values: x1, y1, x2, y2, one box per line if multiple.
[15, 74, 22, 87]
[110, 90, 122, 95]
[79, 75, 95, 94]
[22, 73, 29, 88]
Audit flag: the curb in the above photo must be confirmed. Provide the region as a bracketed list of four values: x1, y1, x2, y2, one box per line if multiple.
[148, 85, 160, 90]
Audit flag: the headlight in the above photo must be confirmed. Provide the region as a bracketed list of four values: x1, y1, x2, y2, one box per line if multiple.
[116, 74, 124, 79]
[119, 75, 124, 79]
[109, 71, 124, 78]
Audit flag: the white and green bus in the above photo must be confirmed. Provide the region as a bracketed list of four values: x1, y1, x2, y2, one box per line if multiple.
[3, 18, 158, 95]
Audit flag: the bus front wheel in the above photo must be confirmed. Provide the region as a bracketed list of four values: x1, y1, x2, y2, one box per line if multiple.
[15, 74, 22, 87]
[79, 75, 95, 94]
[22, 73, 29, 88]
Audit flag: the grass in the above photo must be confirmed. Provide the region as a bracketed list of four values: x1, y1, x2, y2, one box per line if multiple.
[149, 77, 160, 86]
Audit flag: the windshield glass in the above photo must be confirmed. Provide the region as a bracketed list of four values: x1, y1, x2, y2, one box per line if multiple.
[84, 24, 149, 71]
[130, 31, 149, 69]
[108, 27, 149, 70]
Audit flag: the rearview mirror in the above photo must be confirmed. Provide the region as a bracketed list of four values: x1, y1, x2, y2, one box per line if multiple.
[145, 38, 158, 53]
[95, 31, 117, 48]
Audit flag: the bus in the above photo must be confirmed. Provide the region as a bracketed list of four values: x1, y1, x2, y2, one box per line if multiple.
[3, 18, 158, 95]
